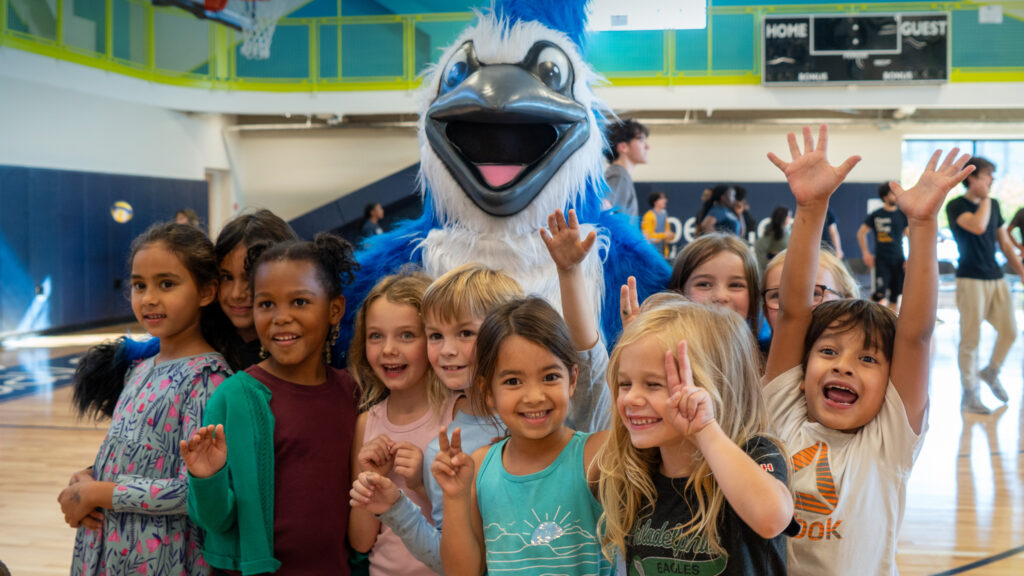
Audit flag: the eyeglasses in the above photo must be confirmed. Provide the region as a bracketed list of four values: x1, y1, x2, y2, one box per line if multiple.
[761, 284, 843, 310]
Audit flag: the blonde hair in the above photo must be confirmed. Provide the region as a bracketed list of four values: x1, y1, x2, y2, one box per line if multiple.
[597, 293, 785, 560]
[348, 269, 448, 412]
[761, 248, 860, 299]
[422, 263, 524, 324]
[669, 233, 761, 333]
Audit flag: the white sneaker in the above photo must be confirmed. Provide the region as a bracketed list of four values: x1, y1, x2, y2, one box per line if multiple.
[979, 366, 1009, 403]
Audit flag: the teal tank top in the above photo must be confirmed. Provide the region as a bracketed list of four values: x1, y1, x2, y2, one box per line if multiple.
[476, 431, 611, 575]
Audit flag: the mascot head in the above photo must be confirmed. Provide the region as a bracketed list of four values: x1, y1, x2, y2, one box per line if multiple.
[418, 0, 606, 235]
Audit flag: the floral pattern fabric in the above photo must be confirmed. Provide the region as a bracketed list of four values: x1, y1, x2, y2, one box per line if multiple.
[71, 353, 230, 576]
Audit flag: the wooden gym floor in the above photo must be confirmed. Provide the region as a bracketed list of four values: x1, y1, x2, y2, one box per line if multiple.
[1, 312, 1022, 575]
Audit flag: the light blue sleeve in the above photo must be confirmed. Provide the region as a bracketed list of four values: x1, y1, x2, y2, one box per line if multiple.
[377, 492, 444, 573]
[567, 341, 612, 433]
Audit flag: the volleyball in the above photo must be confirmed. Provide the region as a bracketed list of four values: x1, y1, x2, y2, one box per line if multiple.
[110, 200, 133, 224]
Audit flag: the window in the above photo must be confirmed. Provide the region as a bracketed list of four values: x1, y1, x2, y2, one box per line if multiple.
[903, 139, 1024, 265]
[587, 0, 707, 32]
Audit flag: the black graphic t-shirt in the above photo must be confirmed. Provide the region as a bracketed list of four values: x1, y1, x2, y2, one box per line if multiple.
[626, 437, 789, 576]
[863, 207, 908, 261]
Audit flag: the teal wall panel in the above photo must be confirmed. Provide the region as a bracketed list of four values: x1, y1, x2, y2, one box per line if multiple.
[675, 28, 709, 72]
[588, 30, 664, 74]
[236, 24, 310, 79]
[952, 9, 1024, 68]
[711, 13, 754, 71]
[320, 23, 339, 79]
[341, 21, 403, 78]
[7, 3, 28, 34]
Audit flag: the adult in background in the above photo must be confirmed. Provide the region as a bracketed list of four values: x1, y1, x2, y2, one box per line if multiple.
[362, 203, 384, 237]
[699, 184, 741, 236]
[857, 182, 908, 312]
[755, 206, 791, 272]
[945, 156, 1024, 414]
[603, 119, 649, 221]
[641, 191, 675, 259]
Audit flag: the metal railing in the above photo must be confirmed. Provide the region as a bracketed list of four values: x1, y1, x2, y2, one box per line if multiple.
[2, 0, 1022, 92]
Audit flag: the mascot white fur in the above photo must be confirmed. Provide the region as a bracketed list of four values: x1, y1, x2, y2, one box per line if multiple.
[338, 0, 670, 358]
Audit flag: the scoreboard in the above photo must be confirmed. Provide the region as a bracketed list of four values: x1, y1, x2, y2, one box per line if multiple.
[763, 13, 949, 85]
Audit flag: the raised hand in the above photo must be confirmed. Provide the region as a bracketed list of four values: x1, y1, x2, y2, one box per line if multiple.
[391, 441, 424, 491]
[358, 434, 396, 476]
[431, 427, 475, 498]
[619, 276, 641, 327]
[663, 341, 715, 437]
[540, 209, 597, 271]
[767, 125, 861, 206]
[350, 471, 402, 515]
[180, 424, 227, 479]
[892, 148, 974, 223]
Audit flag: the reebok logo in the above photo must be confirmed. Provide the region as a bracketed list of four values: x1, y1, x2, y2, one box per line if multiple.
[792, 441, 837, 514]
[791, 441, 843, 540]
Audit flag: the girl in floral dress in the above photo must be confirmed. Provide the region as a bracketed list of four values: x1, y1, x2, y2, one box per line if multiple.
[62, 222, 232, 575]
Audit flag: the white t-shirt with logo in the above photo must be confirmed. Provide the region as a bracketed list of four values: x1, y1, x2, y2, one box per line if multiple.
[764, 366, 927, 576]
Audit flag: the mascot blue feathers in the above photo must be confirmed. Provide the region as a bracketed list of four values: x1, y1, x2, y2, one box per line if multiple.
[338, 0, 670, 360]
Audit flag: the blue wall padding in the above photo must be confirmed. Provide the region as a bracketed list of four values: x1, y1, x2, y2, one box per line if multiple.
[0, 165, 207, 335]
[288, 163, 421, 240]
[633, 180, 880, 256]
[292, 164, 879, 260]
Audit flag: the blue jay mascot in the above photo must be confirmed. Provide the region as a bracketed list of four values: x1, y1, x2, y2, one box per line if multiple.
[338, 0, 670, 360]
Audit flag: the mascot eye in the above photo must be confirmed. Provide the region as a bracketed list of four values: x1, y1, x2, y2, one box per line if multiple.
[445, 60, 468, 88]
[535, 46, 570, 92]
[440, 42, 477, 94]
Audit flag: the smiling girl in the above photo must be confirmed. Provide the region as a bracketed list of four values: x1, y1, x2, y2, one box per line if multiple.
[182, 233, 360, 574]
[63, 223, 231, 576]
[433, 297, 611, 576]
[669, 232, 761, 334]
[347, 271, 452, 576]
[598, 295, 793, 575]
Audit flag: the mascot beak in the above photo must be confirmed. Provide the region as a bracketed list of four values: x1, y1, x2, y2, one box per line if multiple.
[425, 41, 590, 217]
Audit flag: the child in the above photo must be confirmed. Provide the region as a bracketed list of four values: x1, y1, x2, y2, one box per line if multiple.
[84, 209, 298, 378]
[669, 232, 761, 334]
[762, 125, 972, 575]
[760, 248, 859, 331]
[61, 222, 232, 576]
[213, 208, 299, 369]
[433, 296, 612, 576]
[349, 264, 522, 573]
[182, 233, 360, 574]
[598, 294, 793, 574]
[350, 209, 613, 572]
[347, 271, 453, 576]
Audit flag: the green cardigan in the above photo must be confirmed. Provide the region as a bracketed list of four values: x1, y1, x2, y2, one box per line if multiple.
[188, 371, 281, 575]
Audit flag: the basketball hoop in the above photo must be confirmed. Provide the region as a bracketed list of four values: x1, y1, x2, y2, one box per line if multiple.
[229, 0, 298, 60]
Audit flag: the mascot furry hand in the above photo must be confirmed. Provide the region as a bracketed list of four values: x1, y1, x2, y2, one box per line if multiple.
[339, 0, 670, 358]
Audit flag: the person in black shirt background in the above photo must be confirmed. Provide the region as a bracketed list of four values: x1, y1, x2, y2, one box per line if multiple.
[857, 183, 909, 312]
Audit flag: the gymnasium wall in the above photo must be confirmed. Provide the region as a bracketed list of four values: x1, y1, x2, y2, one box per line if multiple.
[0, 165, 208, 335]
[0, 77, 222, 335]
[0, 76, 228, 180]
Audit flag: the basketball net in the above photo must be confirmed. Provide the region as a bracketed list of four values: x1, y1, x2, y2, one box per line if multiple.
[234, 0, 293, 60]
